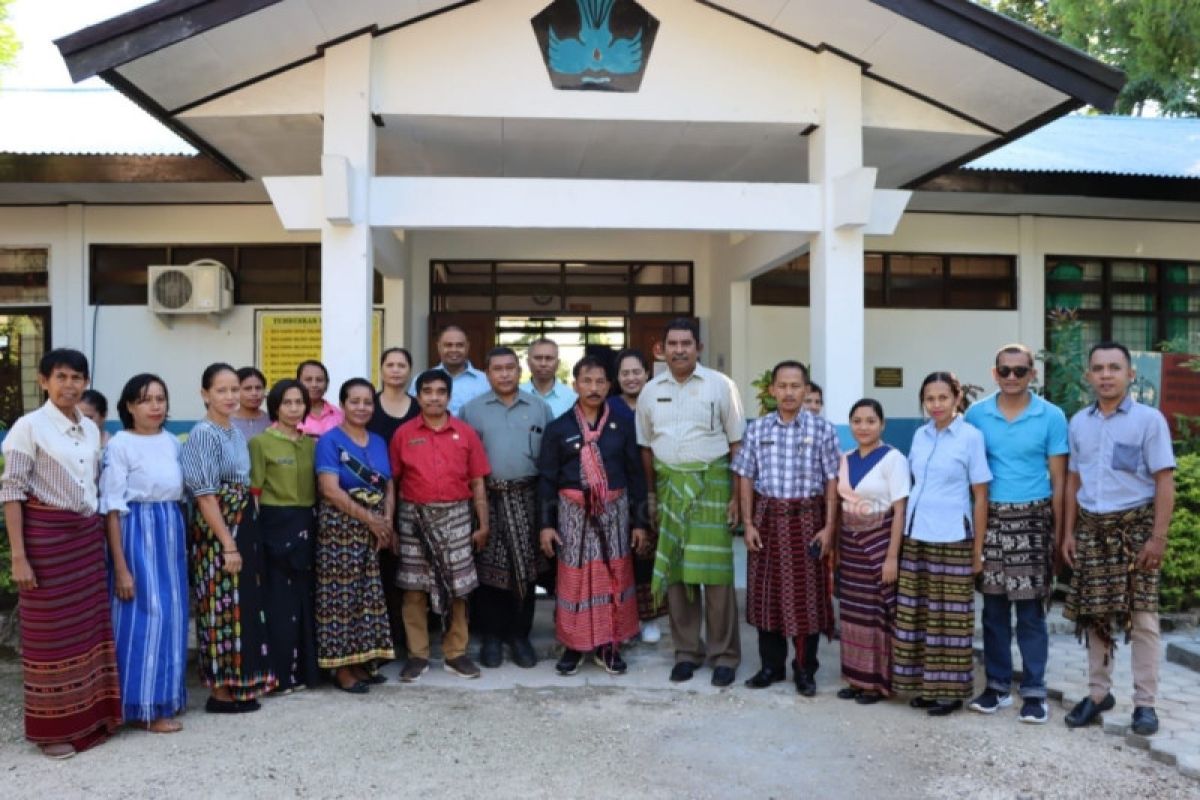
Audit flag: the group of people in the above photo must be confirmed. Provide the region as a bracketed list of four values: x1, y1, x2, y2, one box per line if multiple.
[1, 318, 1175, 760]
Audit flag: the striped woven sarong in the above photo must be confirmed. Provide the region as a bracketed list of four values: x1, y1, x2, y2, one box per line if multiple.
[110, 500, 189, 722]
[747, 495, 833, 638]
[838, 512, 896, 695]
[476, 478, 546, 595]
[19, 504, 121, 750]
[396, 500, 478, 616]
[553, 490, 638, 651]
[1064, 504, 1157, 654]
[892, 538, 976, 700]
[651, 457, 733, 600]
[981, 499, 1053, 602]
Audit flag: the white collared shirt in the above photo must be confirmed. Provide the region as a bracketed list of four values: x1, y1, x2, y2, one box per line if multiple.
[0, 400, 102, 515]
[636, 363, 745, 466]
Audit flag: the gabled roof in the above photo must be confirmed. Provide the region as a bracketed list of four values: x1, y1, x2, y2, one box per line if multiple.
[965, 115, 1200, 179]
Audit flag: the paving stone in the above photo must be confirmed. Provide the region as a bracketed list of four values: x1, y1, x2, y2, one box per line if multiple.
[1103, 717, 1130, 736]
[1178, 754, 1200, 781]
[1149, 737, 1184, 766]
[1126, 731, 1153, 750]
[1166, 640, 1200, 673]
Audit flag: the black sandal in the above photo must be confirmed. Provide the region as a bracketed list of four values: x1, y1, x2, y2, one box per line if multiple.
[836, 687, 862, 700]
[855, 692, 883, 705]
[909, 696, 938, 709]
[205, 696, 240, 714]
[927, 700, 963, 717]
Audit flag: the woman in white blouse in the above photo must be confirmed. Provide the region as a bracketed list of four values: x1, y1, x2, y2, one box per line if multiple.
[101, 374, 189, 734]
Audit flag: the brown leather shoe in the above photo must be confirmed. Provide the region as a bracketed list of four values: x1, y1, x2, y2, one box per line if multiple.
[444, 655, 481, 679]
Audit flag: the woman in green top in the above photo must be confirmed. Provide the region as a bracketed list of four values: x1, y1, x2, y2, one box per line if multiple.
[250, 379, 320, 693]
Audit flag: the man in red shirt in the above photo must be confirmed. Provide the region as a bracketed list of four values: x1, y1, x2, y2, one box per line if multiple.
[390, 369, 491, 681]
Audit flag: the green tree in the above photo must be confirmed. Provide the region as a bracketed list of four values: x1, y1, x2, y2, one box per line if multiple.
[980, 0, 1200, 116]
[0, 0, 19, 79]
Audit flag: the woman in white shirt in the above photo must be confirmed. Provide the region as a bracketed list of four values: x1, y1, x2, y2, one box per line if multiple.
[101, 374, 189, 734]
[836, 399, 910, 705]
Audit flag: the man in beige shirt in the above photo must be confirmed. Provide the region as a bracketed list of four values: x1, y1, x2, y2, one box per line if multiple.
[637, 318, 745, 687]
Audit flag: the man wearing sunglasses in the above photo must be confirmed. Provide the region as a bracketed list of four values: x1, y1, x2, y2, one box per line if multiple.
[963, 344, 1068, 724]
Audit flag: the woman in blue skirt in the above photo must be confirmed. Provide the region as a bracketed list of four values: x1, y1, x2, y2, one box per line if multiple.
[101, 373, 189, 733]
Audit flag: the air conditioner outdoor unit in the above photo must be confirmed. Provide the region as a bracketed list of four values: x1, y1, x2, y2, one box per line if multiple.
[148, 259, 234, 314]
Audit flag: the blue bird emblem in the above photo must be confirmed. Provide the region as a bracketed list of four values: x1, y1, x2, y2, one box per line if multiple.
[549, 0, 644, 83]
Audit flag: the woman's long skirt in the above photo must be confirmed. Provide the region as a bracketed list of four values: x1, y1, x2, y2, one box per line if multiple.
[747, 495, 833, 638]
[191, 483, 277, 700]
[554, 492, 639, 652]
[838, 514, 896, 695]
[20, 504, 121, 750]
[315, 501, 394, 669]
[260, 504, 320, 689]
[111, 500, 188, 722]
[892, 538, 976, 700]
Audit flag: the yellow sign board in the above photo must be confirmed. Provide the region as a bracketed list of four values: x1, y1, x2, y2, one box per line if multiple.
[256, 309, 384, 388]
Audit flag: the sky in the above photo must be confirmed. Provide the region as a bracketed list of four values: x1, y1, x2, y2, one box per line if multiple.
[2, 0, 147, 88]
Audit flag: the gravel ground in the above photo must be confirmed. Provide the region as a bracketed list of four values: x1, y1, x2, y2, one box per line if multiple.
[0, 655, 1194, 800]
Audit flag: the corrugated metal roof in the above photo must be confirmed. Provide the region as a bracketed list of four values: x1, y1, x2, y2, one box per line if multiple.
[0, 87, 195, 156]
[965, 115, 1200, 179]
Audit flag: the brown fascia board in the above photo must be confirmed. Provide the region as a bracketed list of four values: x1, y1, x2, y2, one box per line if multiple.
[0, 153, 234, 183]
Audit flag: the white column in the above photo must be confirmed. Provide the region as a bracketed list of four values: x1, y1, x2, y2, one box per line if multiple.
[808, 53, 865, 422]
[61, 204, 86, 350]
[320, 34, 375, 392]
[1017, 214, 1045, 350]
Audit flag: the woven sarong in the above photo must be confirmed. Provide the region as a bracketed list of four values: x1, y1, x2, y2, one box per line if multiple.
[1064, 504, 1158, 654]
[476, 478, 546, 595]
[634, 525, 667, 621]
[892, 539, 975, 700]
[191, 482, 277, 700]
[554, 490, 639, 651]
[315, 500, 395, 669]
[111, 500, 189, 722]
[981, 499, 1053, 602]
[838, 512, 896, 695]
[19, 504, 121, 750]
[651, 457, 733, 600]
[747, 495, 833, 639]
[396, 500, 478, 616]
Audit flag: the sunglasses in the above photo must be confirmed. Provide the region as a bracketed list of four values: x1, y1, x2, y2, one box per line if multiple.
[996, 366, 1032, 379]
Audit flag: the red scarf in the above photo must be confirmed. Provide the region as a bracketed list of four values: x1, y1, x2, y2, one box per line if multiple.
[574, 402, 610, 519]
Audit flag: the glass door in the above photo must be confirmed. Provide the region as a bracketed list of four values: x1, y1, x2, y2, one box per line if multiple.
[0, 310, 51, 427]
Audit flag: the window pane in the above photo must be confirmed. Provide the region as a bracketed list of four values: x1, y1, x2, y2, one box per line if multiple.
[750, 254, 808, 306]
[0, 248, 49, 304]
[887, 254, 944, 307]
[1111, 293, 1155, 312]
[1111, 261, 1155, 282]
[947, 255, 1015, 309]
[90, 246, 166, 305]
[635, 295, 691, 313]
[237, 246, 307, 305]
[1048, 260, 1101, 282]
[434, 262, 492, 284]
[865, 253, 884, 307]
[1112, 315, 1156, 351]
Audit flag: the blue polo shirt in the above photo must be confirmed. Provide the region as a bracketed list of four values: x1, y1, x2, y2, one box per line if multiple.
[905, 416, 993, 543]
[1068, 394, 1176, 514]
[964, 391, 1068, 503]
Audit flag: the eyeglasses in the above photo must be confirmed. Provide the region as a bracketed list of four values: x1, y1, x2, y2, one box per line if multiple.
[996, 366, 1032, 379]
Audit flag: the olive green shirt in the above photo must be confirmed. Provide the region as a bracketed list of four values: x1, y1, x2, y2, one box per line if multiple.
[249, 426, 316, 507]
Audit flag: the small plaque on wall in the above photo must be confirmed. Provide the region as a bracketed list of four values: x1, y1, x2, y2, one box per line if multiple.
[874, 367, 903, 388]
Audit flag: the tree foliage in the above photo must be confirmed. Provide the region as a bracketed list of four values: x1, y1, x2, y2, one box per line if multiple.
[981, 0, 1200, 116]
[0, 0, 18, 79]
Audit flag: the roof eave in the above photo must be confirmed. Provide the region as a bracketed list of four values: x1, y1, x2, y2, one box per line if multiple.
[870, 0, 1125, 111]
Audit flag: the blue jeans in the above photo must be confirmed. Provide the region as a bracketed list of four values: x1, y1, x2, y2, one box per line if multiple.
[982, 593, 1048, 699]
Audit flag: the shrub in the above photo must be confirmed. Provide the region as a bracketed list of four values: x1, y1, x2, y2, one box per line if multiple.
[1163, 453, 1200, 612]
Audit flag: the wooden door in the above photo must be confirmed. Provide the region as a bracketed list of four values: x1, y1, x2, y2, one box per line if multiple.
[427, 312, 496, 371]
[627, 315, 699, 377]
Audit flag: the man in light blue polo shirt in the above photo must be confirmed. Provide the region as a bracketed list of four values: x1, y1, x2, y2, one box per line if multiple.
[964, 343, 1068, 724]
[520, 338, 577, 418]
[418, 325, 488, 416]
[1062, 341, 1175, 737]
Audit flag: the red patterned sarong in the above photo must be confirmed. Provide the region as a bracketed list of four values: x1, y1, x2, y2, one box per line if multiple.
[19, 503, 122, 750]
[747, 495, 833, 638]
[838, 513, 896, 695]
[553, 490, 639, 651]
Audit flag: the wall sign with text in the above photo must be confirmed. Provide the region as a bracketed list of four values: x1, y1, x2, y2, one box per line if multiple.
[256, 309, 384, 388]
[531, 0, 659, 92]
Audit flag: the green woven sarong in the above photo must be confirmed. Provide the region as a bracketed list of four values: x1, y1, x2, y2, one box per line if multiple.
[651, 457, 734, 600]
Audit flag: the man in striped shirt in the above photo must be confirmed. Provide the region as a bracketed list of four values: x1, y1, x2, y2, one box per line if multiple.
[636, 318, 745, 687]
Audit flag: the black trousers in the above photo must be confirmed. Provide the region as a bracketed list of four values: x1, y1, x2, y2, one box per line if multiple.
[473, 584, 537, 640]
[757, 629, 820, 676]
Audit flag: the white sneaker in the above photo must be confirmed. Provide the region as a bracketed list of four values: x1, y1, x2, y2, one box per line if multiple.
[640, 621, 662, 643]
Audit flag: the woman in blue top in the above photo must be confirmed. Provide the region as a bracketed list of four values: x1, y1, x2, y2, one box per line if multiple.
[314, 378, 397, 693]
[893, 372, 991, 717]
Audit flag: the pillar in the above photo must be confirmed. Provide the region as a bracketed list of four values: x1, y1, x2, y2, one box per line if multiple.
[808, 52, 865, 424]
[320, 34, 375, 392]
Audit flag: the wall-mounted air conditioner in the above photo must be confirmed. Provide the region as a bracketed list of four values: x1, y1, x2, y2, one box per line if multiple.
[148, 259, 234, 314]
